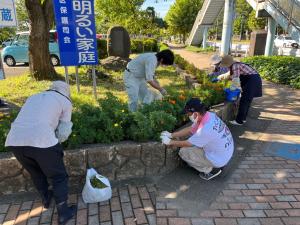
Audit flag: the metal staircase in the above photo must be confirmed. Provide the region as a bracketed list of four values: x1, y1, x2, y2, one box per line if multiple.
[247, 0, 300, 42]
[186, 0, 225, 46]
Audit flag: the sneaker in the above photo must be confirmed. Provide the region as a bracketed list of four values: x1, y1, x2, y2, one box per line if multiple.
[229, 120, 243, 126]
[199, 168, 222, 180]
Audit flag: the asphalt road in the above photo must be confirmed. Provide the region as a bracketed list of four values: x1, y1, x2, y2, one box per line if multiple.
[2, 63, 29, 78]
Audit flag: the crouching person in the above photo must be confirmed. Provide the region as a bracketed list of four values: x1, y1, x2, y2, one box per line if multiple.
[161, 98, 234, 180]
[5, 81, 76, 225]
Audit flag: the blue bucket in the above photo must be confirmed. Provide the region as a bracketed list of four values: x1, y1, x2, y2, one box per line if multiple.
[224, 88, 241, 102]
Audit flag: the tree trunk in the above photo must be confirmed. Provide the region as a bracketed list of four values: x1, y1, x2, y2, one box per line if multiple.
[25, 0, 57, 80]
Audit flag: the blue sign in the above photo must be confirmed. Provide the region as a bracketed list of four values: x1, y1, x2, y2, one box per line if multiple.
[53, 0, 98, 66]
[266, 142, 300, 161]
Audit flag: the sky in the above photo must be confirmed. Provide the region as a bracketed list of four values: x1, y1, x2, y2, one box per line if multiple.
[142, 0, 175, 18]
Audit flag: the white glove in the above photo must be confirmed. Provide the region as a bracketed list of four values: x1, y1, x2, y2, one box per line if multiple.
[55, 121, 73, 143]
[161, 135, 171, 145]
[161, 131, 172, 138]
[217, 71, 231, 80]
[160, 88, 168, 96]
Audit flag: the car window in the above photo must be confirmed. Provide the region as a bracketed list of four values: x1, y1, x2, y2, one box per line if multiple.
[18, 34, 29, 45]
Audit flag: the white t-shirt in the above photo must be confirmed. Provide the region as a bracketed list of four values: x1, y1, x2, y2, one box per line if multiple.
[126, 53, 158, 81]
[188, 112, 234, 167]
[5, 91, 72, 148]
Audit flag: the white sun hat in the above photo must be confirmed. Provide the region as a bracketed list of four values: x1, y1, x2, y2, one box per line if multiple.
[210, 54, 222, 65]
[50, 80, 70, 97]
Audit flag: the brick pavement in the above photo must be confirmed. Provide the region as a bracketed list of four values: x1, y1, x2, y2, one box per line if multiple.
[0, 184, 156, 225]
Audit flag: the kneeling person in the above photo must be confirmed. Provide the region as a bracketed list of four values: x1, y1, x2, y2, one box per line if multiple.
[161, 98, 234, 180]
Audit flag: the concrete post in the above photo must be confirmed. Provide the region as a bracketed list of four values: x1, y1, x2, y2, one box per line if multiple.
[202, 26, 209, 49]
[221, 0, 235, 55]
[264, 17, 277, 56]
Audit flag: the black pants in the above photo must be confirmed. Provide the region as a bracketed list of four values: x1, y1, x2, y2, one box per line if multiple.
[236, 74, 262, 123]
[8, 144, 69, 204]
[236, 93, 253, 123]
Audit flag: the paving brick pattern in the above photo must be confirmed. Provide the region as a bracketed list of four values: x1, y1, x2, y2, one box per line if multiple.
[0, 185, 156, 225]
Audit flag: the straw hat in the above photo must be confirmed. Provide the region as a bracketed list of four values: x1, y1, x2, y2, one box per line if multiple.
[220, 55, 236, 67]
[210, 54, 222, 65]
[50, 81, 70, 97]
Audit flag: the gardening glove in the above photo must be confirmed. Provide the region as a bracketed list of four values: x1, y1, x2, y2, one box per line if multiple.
[217, 71, 231, 80]
[161, 135, 171, 145]
[161, 131, 172, 138]
[160, 88, 168, 96]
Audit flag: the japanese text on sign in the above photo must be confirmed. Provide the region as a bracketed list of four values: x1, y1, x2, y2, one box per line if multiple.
[53, 0, 98, 66]
[0, 0, 18, 27]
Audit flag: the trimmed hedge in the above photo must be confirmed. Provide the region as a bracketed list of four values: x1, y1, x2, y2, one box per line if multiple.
[242, 56, 300, 89]
[97, 38, 160, 59]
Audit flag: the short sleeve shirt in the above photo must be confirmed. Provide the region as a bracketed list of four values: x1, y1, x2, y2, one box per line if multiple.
[188, 112, 234, 167]
[5, 91, 72, 148]
[126, 53, 158, 81]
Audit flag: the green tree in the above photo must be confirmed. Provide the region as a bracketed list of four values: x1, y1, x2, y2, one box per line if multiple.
[165, 0, 203, 43]
[16, 0, 29, 30]
[0, 28, 16, 43]
[95, 0, 159, 35]
[247, 10, 267, 31]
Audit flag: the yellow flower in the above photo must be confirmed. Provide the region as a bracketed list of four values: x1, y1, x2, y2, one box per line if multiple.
[121, 110, 125, 113]
[114, 123, 119, 127]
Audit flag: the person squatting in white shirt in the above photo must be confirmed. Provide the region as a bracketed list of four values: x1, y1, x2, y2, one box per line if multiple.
[5, 81, 76, 225]
[160, 98, 234, 180]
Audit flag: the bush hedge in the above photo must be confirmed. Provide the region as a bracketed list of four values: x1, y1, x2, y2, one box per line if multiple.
[242, 56, 300, 89]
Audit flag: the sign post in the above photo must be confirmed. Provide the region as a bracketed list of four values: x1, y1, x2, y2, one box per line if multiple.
[53, 0, 98, 98]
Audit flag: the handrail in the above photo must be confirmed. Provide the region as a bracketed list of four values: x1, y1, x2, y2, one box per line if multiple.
[266, 0, 300, 30]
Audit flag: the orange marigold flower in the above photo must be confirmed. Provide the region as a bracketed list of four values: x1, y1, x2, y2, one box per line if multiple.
[169, 100, 176, 105]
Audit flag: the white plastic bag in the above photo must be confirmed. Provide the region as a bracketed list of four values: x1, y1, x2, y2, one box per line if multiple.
[82, 168, 112, 203]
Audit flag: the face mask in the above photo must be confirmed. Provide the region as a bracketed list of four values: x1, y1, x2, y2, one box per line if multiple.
[189, 113, 198, 123]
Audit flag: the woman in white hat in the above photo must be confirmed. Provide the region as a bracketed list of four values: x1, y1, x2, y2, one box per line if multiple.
[5, 81, 76, 225]
[208, 54, 229, 80]
[218, 55, 262, 125]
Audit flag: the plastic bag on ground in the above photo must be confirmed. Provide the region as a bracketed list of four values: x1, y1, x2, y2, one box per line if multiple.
[82, 168, 112, 203]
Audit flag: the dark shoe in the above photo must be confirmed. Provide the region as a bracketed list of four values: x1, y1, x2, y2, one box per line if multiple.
[40, 190, 53, 209]
[57, 202, 77, 225]
[199, 168, 222, 180]
[229, 120, 243, 126]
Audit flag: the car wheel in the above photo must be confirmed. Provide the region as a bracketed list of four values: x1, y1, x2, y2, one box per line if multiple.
[5, 56, 16, 67]
[291, 43, 299, 49]
[50, 55, 60, 66]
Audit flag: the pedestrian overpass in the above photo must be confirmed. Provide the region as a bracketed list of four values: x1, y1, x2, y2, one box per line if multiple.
[187, 0, 300, 56]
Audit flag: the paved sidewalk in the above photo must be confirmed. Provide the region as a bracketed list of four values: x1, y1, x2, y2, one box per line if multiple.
[155, 49, 300, 224]
[0, 184, 156, 225]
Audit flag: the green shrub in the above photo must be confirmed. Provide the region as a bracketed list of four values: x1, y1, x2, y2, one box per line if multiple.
[158, 42, 169, 51]
[0, 111, 18, 152]
[131, 39, 144, 53]
[143, 38, 158, 52]
[97, 39, 108, 59]
[242, 56, 300, 89]
[130, 38, 159, 53]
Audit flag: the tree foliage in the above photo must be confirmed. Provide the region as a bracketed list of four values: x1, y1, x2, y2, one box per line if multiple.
[247, 10, 267, 31]
[16, 0, 30, 30]
[165, 0, 203, 42]
[95, 0, 161, 35]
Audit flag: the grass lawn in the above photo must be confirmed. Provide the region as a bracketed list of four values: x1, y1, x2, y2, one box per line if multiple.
[185, 46, 215, 53]
[0, 65, 188, 109]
